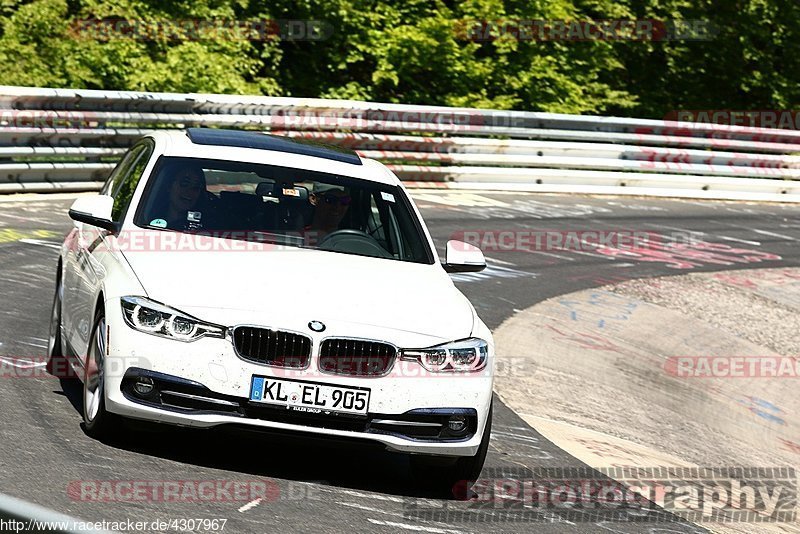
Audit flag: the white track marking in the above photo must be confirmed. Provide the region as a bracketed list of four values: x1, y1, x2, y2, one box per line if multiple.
[498, 425, 534, 431]
[751, 228, 798, 241]
[491, 429, 545, 445]
[571, 249, 605, 259]
[641, 223, 706, 235]
[237, 498, 263, 513]
[0, 212, 39, 222]
[485, 257, 516, 266]
[366, 519, 466, 534]
[410, 192, 508, 208]
[0, 193, 87, 203]
[19, 238, 61, 249]
[0, 356, 46, 368]
[336, 489, 405, 503]
[326, 488, 441, 508]
[529, 250, 575, 261]
[17, 340, 47, 348]
[717, 235, 761, 246]
[0, 213, 64, 225]
[337, 502, 407, 517]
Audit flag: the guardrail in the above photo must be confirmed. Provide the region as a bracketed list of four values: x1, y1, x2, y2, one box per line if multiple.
[1, 85, 799, 201]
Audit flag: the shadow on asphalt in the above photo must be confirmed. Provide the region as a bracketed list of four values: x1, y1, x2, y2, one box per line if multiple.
[53, 370, 457, 500]
[52, 377, 708, 531]
[55, 375, 83, 414]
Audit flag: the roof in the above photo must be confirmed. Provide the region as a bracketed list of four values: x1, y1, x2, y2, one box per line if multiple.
[147, 130, 399, 187]
[185, 128, 362, 165]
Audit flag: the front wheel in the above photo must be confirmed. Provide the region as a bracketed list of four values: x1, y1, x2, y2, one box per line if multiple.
[46, 271, 75, 378]
[83, 310, 121, 439]
[410, 402, 492, 498]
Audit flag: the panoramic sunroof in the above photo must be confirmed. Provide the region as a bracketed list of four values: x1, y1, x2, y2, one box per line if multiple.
[186, 128, 362, 166]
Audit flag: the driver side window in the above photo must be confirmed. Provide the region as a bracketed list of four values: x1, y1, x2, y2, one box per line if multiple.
[107, 141, 154, 222]
[101, 145, 145, 197]
[367, 194, 389, 246]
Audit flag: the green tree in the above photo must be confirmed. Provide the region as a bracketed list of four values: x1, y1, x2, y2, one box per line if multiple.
[0, 0, 797, 118]
[0, 0, 282, 94]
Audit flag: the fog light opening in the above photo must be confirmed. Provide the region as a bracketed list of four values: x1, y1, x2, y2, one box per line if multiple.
[447, 415, 467, 434]
[133, 376, 155, 397]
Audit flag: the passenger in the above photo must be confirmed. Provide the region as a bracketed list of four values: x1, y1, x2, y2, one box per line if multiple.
[305, 184, 351, 243]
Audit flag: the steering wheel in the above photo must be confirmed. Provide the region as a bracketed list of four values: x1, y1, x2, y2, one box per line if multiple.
[317, 229, 393, 259]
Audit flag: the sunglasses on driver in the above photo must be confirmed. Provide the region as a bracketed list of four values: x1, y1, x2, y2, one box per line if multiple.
[176, 175, 204, 191]
[320, 193, 352, 206]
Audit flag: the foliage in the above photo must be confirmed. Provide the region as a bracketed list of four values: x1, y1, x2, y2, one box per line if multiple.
[0, 0, 795, 118]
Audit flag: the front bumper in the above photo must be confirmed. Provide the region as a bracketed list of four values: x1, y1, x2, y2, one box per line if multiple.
[104, 304, 494, 457]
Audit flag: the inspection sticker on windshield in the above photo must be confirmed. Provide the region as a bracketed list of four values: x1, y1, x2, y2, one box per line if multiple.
[282, 188, 300, 197]
[187, 211, 202, 222]
[250, 376, 370, 416]
[381, 192, 396, 203]
[149, 218, 167, 228]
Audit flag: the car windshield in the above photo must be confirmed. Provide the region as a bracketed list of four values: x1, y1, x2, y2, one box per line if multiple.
[133, 156, 433, 264]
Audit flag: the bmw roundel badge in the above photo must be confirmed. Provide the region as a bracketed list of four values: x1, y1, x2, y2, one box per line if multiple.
[308, 320, 326, 332]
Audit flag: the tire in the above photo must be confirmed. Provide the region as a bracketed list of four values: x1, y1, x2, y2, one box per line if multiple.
[82, 309, 122, 439]
[46, 270, 74, 378]
[410, 402, 493, 498]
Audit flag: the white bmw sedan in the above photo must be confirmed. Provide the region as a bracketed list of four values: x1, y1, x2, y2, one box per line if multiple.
[49, 128, 493, 489]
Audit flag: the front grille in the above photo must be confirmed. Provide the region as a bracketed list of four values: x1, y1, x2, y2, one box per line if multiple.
[319, 339, 396, 377]
[233, 326, 312, 368]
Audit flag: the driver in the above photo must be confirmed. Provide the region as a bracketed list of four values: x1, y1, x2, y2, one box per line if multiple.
[305, 183, 351, 243]
[148, 163, 211, 230]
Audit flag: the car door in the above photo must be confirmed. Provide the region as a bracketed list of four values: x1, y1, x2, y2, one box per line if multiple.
[64, 142, 152, 360]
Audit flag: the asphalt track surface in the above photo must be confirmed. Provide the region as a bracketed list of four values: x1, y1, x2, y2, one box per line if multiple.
[1, 191, 799, 533]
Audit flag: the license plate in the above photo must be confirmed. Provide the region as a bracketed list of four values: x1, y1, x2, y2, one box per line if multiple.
[249, 376, 370, 416]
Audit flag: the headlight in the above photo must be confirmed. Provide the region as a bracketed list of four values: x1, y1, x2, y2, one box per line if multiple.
[400, 338, 489, 372]
[120, 296, 225, 342]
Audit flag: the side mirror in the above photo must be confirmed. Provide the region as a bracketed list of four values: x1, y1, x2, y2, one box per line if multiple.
[443, 240, 486, 273]
[68, 195, 117, 232]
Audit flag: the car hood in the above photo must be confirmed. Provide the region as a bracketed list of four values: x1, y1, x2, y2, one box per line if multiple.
[120, 241, 474, 342]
